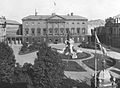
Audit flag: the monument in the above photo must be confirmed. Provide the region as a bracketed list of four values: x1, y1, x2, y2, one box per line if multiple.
[57, 32, 82, 59]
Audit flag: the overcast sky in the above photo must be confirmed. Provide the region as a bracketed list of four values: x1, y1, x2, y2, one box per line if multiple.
[0, 0, 120, 23]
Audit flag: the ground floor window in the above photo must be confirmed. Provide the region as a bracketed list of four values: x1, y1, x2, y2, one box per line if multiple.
[61, 38, 63, 43]
[44, 38, 46, 42]
[77, 37, 79, 42]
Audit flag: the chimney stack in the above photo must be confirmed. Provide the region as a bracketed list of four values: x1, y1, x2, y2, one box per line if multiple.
[71, 12, 73, 16]
[52, 13, 56, 16]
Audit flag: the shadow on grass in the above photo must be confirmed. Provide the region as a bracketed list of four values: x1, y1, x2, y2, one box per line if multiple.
[63, 61, 86, 72]
[59, 78, 92, 88]
[0, 82, 27, 88]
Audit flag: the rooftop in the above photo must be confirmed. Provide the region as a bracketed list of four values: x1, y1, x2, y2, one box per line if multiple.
[22, 14, 88, 20]
[6, 20, 21, 25]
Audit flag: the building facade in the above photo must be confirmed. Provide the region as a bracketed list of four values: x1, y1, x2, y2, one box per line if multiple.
[96, 17, 120, 48]
[0, 17, 22, 44]
[22, 13, 88, 43]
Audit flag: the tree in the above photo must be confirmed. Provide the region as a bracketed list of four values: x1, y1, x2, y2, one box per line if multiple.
[33, 43, 65, 88]
[0, 42, 16, 83]
[14, 63, 34, 88]
[20, 42, 28, 52]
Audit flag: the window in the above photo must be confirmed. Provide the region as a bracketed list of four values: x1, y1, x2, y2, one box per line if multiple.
[26, 38, 29, 42]
[82, 28, 86, 34]
[77, 28, 80, 34]
[31, 28, 35, 36]
[38, 22, 40, 24]
[77, 37, 79, 42]
[82, 37, 85, 41]
[32, 22, 34, 25]
[82, 22, 85, 24]
[44, 38, 46, 42]
[25, 28, 29, 35]
[72, 22, 74, 24]
[49, 28, 53, 35]
[77, 22, 79, 24]
[60, 28, 64, 35]
[54, 28, 59, 35]
[43, 28, 47, 35]
[119, 28, 120, 35]
[26, 22, 28, 25]
[71, 28, 75, 34]
[37, 28, 41, 35]
[66, 28, 69, 33]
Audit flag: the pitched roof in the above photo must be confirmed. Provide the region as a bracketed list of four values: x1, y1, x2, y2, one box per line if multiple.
[6, 20, 21, 25]
[22, 14, 88, 20]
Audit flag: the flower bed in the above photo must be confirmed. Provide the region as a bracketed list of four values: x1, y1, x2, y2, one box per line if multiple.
[60, 52, 91, 60]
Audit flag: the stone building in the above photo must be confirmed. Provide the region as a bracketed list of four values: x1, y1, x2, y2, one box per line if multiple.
[96, 17, 120, 48]
[22, 13, 88, 43]
[0, 17, 22, 44]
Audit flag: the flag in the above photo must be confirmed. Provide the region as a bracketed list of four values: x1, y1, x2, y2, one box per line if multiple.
[95, 31, 116, 67]
[54, 1, 56, 6]
[95, 31, 107, 55]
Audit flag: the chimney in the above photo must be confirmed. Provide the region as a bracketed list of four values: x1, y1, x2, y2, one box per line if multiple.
[52, 13, 56, 16]
[67, 14, 70, 16]
[35, 9, 37, 16]
[71, 12, 73, 16]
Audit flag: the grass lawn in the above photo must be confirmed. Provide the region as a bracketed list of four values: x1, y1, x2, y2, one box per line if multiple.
[110, 70, 120, 75]
[82, 53, 110, 71]
[63, 61, 86, 72]
[113, 60, 120, 69]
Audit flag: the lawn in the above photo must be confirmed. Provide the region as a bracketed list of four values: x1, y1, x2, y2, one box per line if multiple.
[82, 53, 110, 71]
[63, 61, 86, 72]
[110, 70, 120, 75]
[113, 60, 120, 69]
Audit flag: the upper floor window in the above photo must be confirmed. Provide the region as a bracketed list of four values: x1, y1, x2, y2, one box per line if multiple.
[43, 28, 47, 35]
[77, 28, 80, 34]
[119, 28, 120, 35]
[25, 28, 29, 35]
[37, 28, 41, 35]
[26, 22, 28, 25]
[54, 28, 59, 35]
[82, 28, 86, 34]
[31, 28, 35, 36]
[60, 28, 64, 35]
[32, 22, 35, 25]
[71, 28, 75, 34]
[82, 22, 85, 24]
[49, 28, 53, 35]
[38, 22, 40, 24]
[66, 28, 69, 33]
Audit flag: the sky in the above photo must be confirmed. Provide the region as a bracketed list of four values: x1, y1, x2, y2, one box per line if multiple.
[0, 0, 120, 23]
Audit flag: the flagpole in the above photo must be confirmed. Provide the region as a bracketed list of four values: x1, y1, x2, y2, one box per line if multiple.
[53, 0, 56, 14]
[94, 29, 97, 88]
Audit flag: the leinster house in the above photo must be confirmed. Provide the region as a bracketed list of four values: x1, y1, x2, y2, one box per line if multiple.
[22, 13, 89, 44]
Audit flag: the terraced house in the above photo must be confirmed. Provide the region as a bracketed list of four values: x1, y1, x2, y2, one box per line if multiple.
[22, 13, 88, 43]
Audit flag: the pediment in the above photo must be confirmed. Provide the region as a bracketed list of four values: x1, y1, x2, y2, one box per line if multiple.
[48, 15, 65, 20]
[47, 15, 65, 23]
